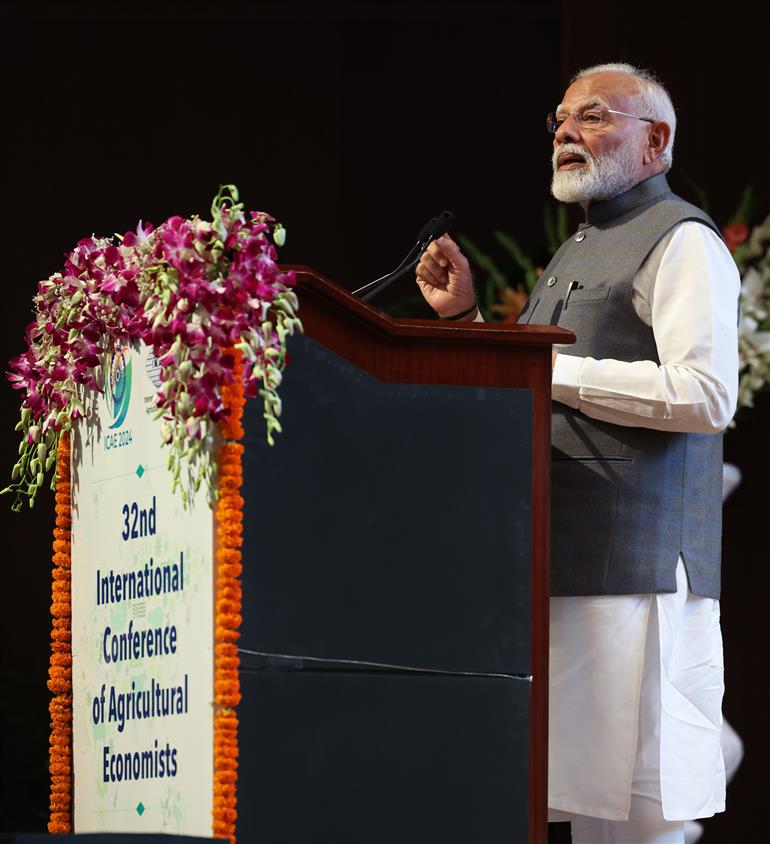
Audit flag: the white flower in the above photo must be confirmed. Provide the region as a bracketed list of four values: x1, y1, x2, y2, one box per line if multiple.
[753, 332, 770, 354]
[741, 266, 764, 303]
[739, 314, 758, 337]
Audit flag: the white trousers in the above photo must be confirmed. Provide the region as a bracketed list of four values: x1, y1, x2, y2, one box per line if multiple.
[568, 595, 685, 843]
[549, 559, 725, 827]
[571, 796, 684, 843]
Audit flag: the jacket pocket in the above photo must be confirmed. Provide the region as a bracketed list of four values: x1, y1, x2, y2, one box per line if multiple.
[565, 283, 610, 304]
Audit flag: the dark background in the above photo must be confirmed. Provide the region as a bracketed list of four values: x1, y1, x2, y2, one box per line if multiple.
[0, 1, 766, 841]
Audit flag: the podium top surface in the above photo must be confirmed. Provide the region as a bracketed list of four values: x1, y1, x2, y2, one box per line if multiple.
[290, 266, 575, 348]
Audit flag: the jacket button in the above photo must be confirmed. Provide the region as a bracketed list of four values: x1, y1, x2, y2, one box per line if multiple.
[546, 276, 557, 287]
[575, 231, 586, 242]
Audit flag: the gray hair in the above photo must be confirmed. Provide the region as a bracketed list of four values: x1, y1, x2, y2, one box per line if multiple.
[572, 62, 676, 171]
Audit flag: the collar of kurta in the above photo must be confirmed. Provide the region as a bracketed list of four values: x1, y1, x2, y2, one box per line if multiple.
[582, 172, 671, 226]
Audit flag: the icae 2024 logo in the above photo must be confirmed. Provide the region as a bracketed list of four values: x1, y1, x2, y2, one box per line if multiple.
[103, 339, 134, 450]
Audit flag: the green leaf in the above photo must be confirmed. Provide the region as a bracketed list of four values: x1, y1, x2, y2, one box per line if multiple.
[544, 206, 560, 256]
[456, 232, 509, 291]
[732, 243, 751, 270]
[524, 268, 538, 292]
[732, 184, 757, 226]
[493, 231, 535, 276]
[482, 275, 496, 314]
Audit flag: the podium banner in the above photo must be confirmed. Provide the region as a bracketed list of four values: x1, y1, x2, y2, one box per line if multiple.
[70, 340, 214, 835]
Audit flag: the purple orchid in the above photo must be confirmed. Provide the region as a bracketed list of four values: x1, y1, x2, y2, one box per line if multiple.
[4, 185, 301, 511]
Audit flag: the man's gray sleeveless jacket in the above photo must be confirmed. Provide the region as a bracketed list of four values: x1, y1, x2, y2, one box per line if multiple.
[519, 173, 724, 599]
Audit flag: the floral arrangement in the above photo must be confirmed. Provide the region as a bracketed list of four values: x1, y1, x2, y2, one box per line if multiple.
[721, 189, 770, 414]
[4, 185, 301, 510]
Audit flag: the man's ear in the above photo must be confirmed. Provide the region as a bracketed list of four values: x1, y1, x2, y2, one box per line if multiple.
[644, 121, 671, 165]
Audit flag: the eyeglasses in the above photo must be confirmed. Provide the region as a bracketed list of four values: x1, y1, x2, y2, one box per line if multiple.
[546, 107, 655, 135]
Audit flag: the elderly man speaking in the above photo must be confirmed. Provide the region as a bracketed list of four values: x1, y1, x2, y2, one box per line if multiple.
[415, 63, 739, 844]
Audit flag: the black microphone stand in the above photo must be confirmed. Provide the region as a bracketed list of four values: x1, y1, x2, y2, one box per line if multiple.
[352, 211, 455, 303]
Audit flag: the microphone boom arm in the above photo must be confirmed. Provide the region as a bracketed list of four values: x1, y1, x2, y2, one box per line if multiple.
[352, 210, 455, 303]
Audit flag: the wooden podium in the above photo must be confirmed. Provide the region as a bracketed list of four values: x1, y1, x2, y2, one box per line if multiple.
[235, 268, 574, 844]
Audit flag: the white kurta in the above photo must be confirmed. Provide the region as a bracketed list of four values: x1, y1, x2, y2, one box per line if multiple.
[547, 221, 740, 822]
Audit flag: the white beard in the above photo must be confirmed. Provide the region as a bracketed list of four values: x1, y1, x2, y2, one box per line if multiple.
[551, 141, 641, 205]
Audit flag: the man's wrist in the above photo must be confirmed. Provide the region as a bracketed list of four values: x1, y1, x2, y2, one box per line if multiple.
[440, 301, 478, 321]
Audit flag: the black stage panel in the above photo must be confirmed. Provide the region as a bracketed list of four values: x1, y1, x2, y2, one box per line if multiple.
[240, 335, 533, 676]
[237, 335, 534, 841]
[237, 668, 530, 844]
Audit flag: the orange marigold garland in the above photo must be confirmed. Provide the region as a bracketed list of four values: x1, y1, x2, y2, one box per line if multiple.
[213, 350, 245, 843]
[48, 432, 72, 833]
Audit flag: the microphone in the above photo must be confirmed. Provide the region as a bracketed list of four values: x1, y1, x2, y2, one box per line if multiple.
[415, 216, 439, 244]
[352, 210, 456, 302]
[422, 210, 455, 244]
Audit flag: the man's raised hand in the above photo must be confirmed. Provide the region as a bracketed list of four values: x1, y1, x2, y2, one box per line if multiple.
[415, 234, 476, 319]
